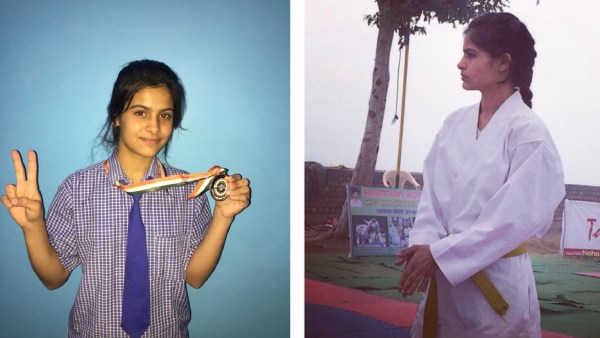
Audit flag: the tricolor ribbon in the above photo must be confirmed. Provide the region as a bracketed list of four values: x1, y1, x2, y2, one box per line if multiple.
[104, 161, 229, 200]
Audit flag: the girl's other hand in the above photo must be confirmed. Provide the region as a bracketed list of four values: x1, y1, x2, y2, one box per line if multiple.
[1, 150, 45, 230]
[397, 244, 437, 297]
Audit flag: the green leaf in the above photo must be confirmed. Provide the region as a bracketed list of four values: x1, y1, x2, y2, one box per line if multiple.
[367, 0, 512, 44]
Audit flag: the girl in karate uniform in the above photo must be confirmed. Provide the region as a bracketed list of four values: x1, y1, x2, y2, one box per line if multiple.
[396, 13, 565, 338]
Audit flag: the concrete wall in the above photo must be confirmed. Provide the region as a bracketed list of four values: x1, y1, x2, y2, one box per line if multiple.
[305, 161, 600, 230]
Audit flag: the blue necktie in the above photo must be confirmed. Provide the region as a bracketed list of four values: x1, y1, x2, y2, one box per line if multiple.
[121, 194, 150, 338]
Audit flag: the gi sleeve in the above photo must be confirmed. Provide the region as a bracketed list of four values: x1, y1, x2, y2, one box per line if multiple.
[409, 134, 449, 246]
[46, 176, 80, 272]
[430, 141, 565, 286]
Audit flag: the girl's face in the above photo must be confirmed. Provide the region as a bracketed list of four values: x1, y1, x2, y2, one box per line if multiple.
[115, 85, 174, 163]
[457, 35, 509, 92]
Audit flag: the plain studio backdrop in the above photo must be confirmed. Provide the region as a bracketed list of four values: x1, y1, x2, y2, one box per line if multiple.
[0, 1, 289, 337]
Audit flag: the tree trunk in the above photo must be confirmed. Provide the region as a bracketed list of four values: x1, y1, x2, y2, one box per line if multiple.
[335, 0, 395, 238]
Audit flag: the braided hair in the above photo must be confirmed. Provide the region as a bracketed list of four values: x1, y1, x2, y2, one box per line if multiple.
[464, 13, 537, 108]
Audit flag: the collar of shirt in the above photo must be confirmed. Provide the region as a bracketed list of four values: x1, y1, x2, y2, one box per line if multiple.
[105, 151, 163, 185]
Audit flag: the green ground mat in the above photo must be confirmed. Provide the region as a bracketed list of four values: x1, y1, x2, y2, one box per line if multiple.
[306, 253, 600, 337]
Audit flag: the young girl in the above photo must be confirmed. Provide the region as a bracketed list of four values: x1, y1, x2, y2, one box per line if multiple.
[1, 60, 251, 338]
[396, 13, 565, 337]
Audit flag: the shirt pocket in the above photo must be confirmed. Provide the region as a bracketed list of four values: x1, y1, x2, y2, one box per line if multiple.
[146, 196, 189, 282]
[152, 234, 190, 282]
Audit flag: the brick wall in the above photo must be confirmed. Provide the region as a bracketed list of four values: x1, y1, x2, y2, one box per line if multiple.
[305, 161, 600, 231]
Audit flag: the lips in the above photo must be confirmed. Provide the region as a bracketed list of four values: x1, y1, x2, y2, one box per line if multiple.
[140, 137, 161, 145]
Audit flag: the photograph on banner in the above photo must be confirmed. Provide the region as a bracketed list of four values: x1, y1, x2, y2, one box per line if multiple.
[346, 185, 421, 257]
[561, 199, 600, 257]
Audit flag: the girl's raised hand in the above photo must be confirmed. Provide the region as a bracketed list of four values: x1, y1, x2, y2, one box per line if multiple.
[1, 150, 44, 229]
[214, 174, 251, 219]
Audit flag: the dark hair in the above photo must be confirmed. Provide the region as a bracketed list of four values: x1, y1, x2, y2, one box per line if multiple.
[98, 59, 186, 158]
[464, 13, 536, 108]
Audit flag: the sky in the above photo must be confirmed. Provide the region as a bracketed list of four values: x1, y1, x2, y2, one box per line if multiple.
[305, 0, 600, 187]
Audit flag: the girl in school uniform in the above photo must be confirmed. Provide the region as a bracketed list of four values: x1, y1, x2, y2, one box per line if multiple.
[2, 59, 251, 338]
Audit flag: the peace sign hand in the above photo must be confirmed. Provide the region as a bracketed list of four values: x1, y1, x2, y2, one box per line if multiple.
[1, 150, 44, 229]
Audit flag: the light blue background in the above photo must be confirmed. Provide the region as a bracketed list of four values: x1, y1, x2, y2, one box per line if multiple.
[0, 1, 289, 337]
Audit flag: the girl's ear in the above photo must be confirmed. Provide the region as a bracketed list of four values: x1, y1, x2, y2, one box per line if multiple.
[114, 116, 121, 127]
[498, 53, 512, 73]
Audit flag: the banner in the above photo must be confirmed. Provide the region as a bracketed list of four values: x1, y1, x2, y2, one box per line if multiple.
[346, 185, 421, 257]
[561, 199, 600, 257]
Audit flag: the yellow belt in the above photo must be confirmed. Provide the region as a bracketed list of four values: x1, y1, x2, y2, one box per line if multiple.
[423, 243, 528, 338]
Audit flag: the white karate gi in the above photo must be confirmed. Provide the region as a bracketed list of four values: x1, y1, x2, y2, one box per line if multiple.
[409, 91, 565, 338]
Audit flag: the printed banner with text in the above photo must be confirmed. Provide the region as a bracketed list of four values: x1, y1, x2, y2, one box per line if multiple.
[561, 199, 600, 257]
[346, 185, 421, 257]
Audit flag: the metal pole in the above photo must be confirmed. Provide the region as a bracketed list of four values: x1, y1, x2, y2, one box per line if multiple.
[395, 42, 410, 188]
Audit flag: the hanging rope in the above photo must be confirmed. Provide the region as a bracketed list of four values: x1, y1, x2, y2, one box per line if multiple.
[391, 46, 402, 125]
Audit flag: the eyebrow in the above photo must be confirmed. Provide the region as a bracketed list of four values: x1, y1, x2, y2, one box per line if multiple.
[127, 104, 174, 112]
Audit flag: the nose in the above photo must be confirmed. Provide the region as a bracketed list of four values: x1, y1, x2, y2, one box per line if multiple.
[146, 115, 160, 134]
[457, 56, 465, 70]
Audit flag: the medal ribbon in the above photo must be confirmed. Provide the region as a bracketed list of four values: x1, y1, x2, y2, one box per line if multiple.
[103, 160, 229, 200]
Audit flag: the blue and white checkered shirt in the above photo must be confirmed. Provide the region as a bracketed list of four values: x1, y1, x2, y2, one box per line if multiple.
[46, 152, 211, 337]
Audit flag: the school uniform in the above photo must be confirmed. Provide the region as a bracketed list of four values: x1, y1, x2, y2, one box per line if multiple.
[47, 152, 211, 337]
